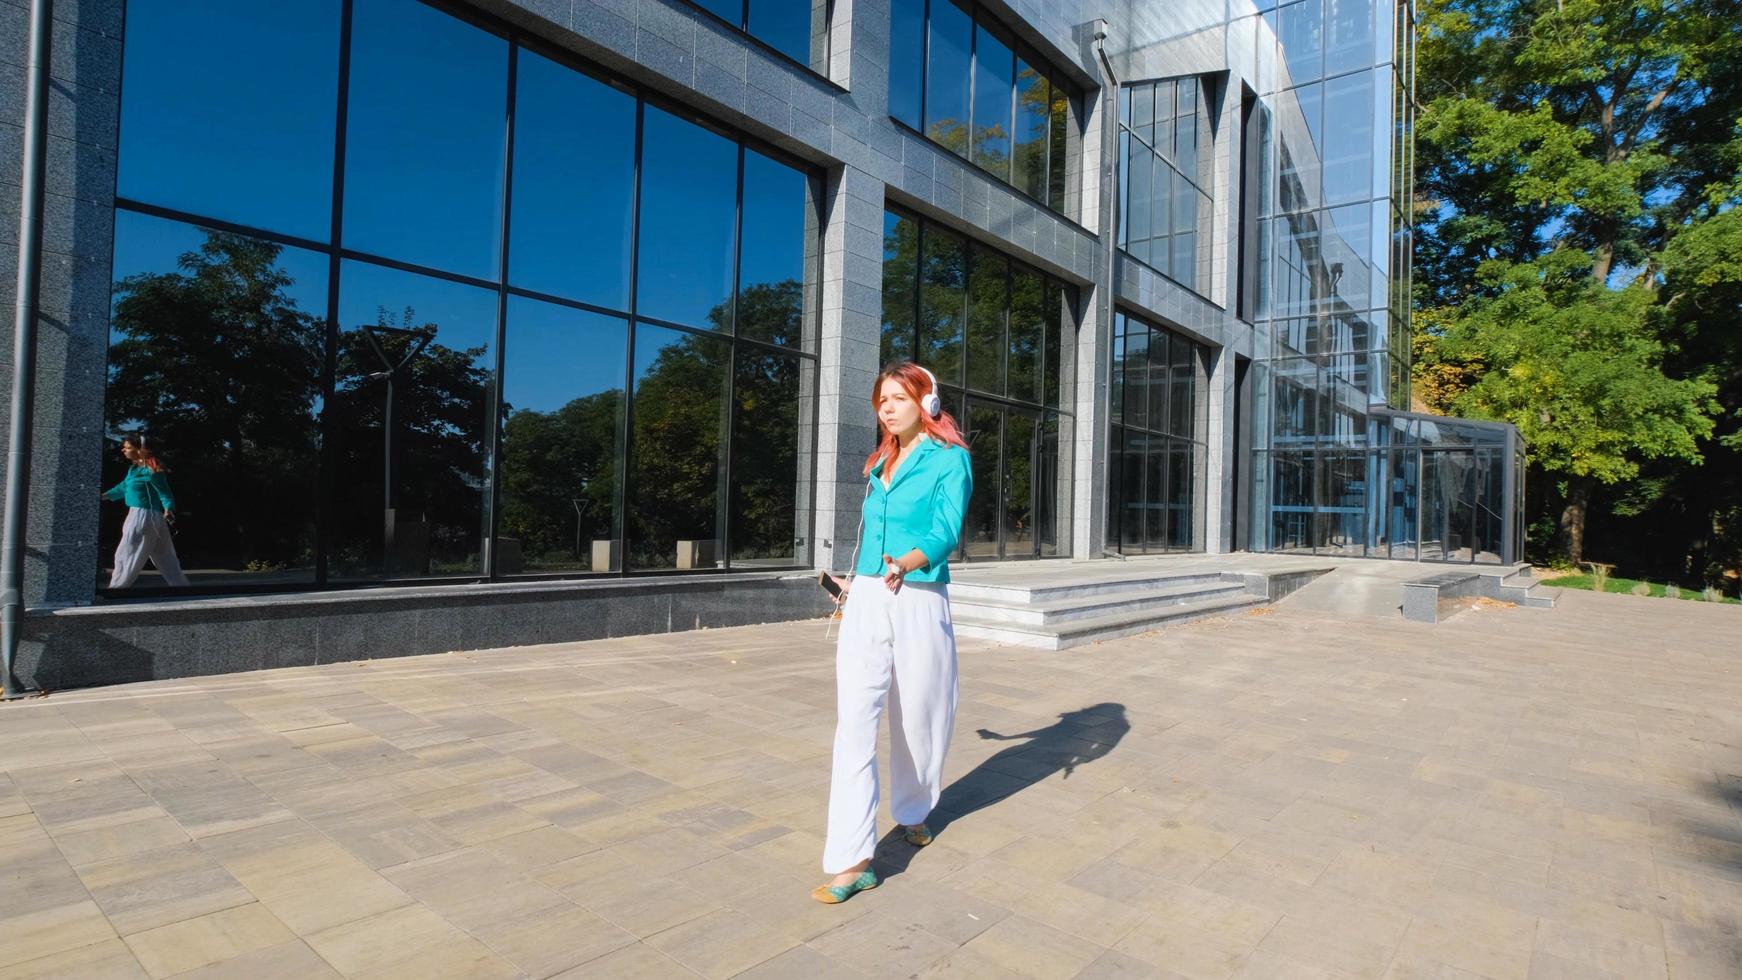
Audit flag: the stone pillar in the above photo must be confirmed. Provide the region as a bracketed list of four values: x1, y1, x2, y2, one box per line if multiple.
[0, 1, 126, 607]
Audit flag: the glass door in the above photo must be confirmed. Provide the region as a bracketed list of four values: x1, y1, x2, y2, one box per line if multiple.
[962, 401, 1041, 560]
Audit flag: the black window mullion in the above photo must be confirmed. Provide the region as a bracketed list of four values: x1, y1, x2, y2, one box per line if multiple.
[316, 0, 356, 587]
[721, 144, 746, 570]
[486, 43, 517, 580]
[620, 99, 646, 577]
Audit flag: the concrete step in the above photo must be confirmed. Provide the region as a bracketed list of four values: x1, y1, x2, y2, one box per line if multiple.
[950, 581, 1250, 627]
[953, 593, 1265, 650]
[947, 571, 1231, 606]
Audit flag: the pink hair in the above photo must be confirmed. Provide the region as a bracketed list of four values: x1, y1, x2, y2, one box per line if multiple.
[863, 362, 969, 477]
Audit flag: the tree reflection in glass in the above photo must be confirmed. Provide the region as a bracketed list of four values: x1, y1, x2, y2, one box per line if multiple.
[104, 216, 326, 587]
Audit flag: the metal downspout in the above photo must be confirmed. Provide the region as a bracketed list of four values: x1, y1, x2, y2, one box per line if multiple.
[2, 0, 54, 699]
[1093, 22, 1120, 560]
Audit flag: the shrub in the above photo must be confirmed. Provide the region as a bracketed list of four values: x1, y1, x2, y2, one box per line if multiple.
[1630, 582, 1651, 597]
[1663, 584, 1681, 600]
[1703, 586, 1724, 603]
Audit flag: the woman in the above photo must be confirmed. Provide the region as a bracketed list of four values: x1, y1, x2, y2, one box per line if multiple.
[101, 433, 190, 588]
[815, 362, 973, 904]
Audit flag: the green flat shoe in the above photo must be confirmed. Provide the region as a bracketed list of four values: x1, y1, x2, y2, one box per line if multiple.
[903, 823, 934, 847]
[811, 869, 879, 904]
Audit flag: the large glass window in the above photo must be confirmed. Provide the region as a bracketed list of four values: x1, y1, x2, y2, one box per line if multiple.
[881, 208, 1076, 560]
[499, 298, 626, 573]
[101, 213, 328, 588]
[343, 0, 508, 280]
[508, 51, 636, 309]
[891, 0, 1079, 215]
[106, 0, 822, 594]
[116, 1, 340, 241]
[638, 108, 739, 330]
[1119, 76, 1216, 296]
[1106, 312, 1207, 554]
[691, 0, 832, 74]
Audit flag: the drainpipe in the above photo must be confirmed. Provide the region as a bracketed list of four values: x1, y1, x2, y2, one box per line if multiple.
[1, 0, 54, 700]
[1092, 20, 1120, 560]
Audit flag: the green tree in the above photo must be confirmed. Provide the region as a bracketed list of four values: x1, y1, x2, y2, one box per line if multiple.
[1413, 0, 1741, 571]
[107, 232, 324, 576]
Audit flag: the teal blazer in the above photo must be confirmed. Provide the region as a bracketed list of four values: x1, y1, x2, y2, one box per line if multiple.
[854, 437, 973, 583]
[104, 466, 177, 511]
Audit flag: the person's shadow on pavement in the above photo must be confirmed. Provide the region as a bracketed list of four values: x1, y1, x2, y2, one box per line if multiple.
[874, 702, 1128, 877]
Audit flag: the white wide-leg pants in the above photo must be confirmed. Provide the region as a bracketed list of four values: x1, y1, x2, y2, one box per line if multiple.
[822, 578, 958, 873]
[109, 507, 190, 588]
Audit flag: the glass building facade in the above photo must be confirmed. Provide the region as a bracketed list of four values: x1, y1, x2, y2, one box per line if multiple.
[48, 0, 1521, 613]
[103, 0, 821, 591]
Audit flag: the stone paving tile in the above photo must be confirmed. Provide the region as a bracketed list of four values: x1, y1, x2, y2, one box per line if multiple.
[0, 588, 1738, 977]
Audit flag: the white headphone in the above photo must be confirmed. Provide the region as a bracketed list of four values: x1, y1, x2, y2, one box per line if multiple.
[915, 365, 942, 419]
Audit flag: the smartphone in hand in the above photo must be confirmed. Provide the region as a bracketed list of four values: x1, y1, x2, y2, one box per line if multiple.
[818, 571, 846, 601]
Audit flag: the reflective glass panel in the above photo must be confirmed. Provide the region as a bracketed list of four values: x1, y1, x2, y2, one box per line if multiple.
[1171, 336, 1197, 439]
[1146, 327, 1170, 433]
[889, 0, 926, 129]
[1325, 0, 1375, 76]
[1281, 0, 1324, 84]
[509, 49, 636, 309]
[919, 226, 966, 385]
[103, 212, 328, 589]
[1048, 86, 1070, 210]
[738, 150, 810, 346]
[343, 0, 508, 279]
[330, 260, 498, 579]
[1005, 412, 1036, 556]
[964, 406, 1001, 558]
[637, 107, 738, 330]
[730, 349, 807, 566]
[499, 296, 627, 573]
[1044, 282, 1063, 409]
[966, 247, 1008, 395]
[882, 211, 919, 365]
[118, 1, 340, 241]
[971, 24, 1014, 178]
[1014, 64, 1049, 199]
[1008, 267, 1044, 404]
[926, 0, 973, 155]
[1323, 71, 1376, 205]
[628, 324, 729, 570]
[748, 0, 829, 71]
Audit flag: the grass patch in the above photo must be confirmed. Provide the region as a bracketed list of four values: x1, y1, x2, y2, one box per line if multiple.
[1539, 573, 1741, 603]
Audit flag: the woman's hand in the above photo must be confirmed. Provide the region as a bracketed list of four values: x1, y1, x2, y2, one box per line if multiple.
[880, 554, 906, 593]
[826, 573, 850, 608]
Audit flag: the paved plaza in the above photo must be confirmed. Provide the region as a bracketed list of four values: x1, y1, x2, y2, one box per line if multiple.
[1, 587, 1738, 979]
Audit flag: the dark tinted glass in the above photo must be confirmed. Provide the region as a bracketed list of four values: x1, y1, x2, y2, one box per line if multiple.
[1126, 140, 1153, 266]
[637, 108, 738, 329]
[1146, 327, 1169, 434]
[628, 324, 729, 570]
[966, 247, 1008, 395]
[731, 349, 807, 566]
[118, 1, 340, 241]
[1171, 336, 1196, 439]
[1014, 65, 1049, 199]
[882, 211, 919, 365]
[1121, 428, 1145, 550]
[971, 25, 1014, 178]
[102, 212, 328, 589]
[1122, 327, 1148, 429]
[889, 0, 926, 129]
[1048, 88, 1070, 210]
[919, 227, 966, 385]
[738, 150, 810, 346]
[1008, 267, 1043, 404]
[1005, 412, 1036, 556]
[926, 0, 973, 154]
[1168, 443, 1193, 549]
[343, 0, 508, 279]
[499, 296, 627, 573]
[1109, 325, 1125, 424]
[695, 0, 742, 22]
[1043, 282, 1063, 408]
[509, 50, 636, 309]
[330, 260, 498, 579]
[964, 406, 1001, 557]
[1145, 442, 1167, 550]
[1039, 414, 1064, 556]
[748, 0, 827, 70]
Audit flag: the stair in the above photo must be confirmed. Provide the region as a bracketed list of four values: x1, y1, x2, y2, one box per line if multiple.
[1488, 563, 1558, 608]
[949, 571, 1270, 650]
